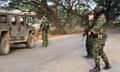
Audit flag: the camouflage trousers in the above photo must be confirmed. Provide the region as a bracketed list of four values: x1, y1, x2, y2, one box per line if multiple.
[42, 31, 48, 47]
[86, 35, 93, 56]
[92, 38, 109, 65]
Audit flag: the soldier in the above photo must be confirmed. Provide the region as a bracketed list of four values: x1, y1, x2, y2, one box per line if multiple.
[89, 6, 111, 72]
[87, 12, 95, 57]
[83, 11, 94, 58]
[40, 15, 49, 47]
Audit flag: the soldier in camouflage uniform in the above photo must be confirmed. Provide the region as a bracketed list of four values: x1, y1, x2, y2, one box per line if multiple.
[86, 12, 95, 57]
[83, 12, 94, 58]
[40, 15, 49, 47]
[81, 6, 94, 58]
[89, 6, 111, 72]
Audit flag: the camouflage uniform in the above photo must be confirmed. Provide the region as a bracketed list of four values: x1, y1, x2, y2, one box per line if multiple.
[84, 18, 94, 57]
[90, 14, 111, 72]
[79, 5, 94, 57]
[40, 17, 49, 47]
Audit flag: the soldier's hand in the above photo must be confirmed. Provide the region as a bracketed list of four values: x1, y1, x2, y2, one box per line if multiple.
[88, 31, 91, 36]
[98, 34, 103, 39]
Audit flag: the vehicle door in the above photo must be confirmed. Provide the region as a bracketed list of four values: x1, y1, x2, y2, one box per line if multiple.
[0, 14, 8, 32]
[9, 15, 19, 40]
[18, 15, 28, 39]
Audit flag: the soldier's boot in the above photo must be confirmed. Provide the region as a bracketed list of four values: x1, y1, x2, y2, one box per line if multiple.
[86, 50, 93, 58]
[85, 54, 93, 58]
[89, 64, 101, 72]
[103, 62, 111, 70]
[44, 44, 48, 48]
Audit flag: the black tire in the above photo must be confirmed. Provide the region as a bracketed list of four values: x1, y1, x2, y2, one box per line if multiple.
[26, 33, 34, 48]
[0, 35, 10, 55]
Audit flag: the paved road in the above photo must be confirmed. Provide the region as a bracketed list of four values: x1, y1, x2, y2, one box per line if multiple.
[0, 29, 120, 72]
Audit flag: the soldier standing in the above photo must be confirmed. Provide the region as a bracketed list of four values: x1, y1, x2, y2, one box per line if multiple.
[40, 15, 49, 47]
[87, 12, 95, 57]
[89, 6, 111, 72]
[79, 5, 95, 58]
[84, 12, 94, 58]
[83, 11, 94, 58]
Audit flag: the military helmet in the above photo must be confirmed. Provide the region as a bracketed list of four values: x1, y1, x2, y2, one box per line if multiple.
[88, 10, 94, 15]
[95, 6, 104, 10]
[94, 6, 104, 13]
[79, 5, 94, 16]
[42, 14, 47, 17]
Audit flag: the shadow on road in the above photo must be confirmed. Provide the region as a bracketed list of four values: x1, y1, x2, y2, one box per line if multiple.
[9, 44, 32, 54]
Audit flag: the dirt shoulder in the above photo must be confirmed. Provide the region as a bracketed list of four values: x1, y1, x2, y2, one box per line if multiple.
[33, 34, 72, 41]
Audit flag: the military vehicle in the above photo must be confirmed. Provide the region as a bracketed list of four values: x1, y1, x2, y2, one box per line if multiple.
[0, 10, 35, 55]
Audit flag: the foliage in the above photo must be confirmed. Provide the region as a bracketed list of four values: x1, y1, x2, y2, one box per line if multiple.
[0, 0, 120, 33]
[94, 0, 120, 20]
[94, 0, 120, 27]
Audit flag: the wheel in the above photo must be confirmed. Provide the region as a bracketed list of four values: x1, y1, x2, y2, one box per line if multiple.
[0, 34, 10, 55]
[26, 33, 34, 48]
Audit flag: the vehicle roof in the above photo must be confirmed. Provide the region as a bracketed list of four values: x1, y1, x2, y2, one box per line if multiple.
[0, 9, 24, 15]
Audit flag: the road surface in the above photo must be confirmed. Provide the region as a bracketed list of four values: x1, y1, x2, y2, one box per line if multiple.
[0, 29, 120, 72]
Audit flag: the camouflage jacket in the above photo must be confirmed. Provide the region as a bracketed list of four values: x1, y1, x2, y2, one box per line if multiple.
[40, 19, 49, 32]
[91, 14, 106, 35]
[91, 14, 107, 44]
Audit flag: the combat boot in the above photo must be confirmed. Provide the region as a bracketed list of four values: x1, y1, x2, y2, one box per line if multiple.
[103, 63, 111, 70]
[45, 45, 48, 48]
[85, 54, 93, 58]
[89, 64, 101, 72]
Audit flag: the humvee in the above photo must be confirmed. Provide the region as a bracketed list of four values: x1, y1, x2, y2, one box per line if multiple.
[0, 10, 35, 55]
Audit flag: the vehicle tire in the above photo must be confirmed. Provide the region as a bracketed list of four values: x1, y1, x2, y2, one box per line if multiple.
[26, 33, 34, 48]
[0, 34, 10, 55]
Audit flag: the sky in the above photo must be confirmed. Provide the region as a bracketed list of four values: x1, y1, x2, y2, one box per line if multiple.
[0, 0, 11, 6]
[0, 0, 97, 7]
[0, 0, 54, 7]
[47, 1, 55, 6]
[79, 0, 97, 9]
[61, 0, 97, 9]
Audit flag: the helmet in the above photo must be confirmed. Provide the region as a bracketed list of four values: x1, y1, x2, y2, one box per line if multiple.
[95, 6, 104, 10]
[88, 10, 94, 15]
[94, 6, 104, 13]
[79, 5, 94, 16]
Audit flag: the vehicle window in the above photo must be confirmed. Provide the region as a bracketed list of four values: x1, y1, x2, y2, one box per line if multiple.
[11, 16, 16, 25]
[0, 15, 7, 23]
[20, 17, 24, 25]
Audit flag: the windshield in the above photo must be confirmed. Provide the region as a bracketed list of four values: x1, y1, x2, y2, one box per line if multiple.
[0, 15, 7, 23]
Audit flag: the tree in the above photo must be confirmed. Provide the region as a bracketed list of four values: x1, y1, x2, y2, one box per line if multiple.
[94, 0, 120, 20]
[94, 0, 120, 27]
[0, 0, 102, 33]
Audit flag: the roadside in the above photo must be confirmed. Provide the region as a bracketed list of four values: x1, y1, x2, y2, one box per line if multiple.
[33, 28, 120, 41]
[33, 34, 78, 41]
